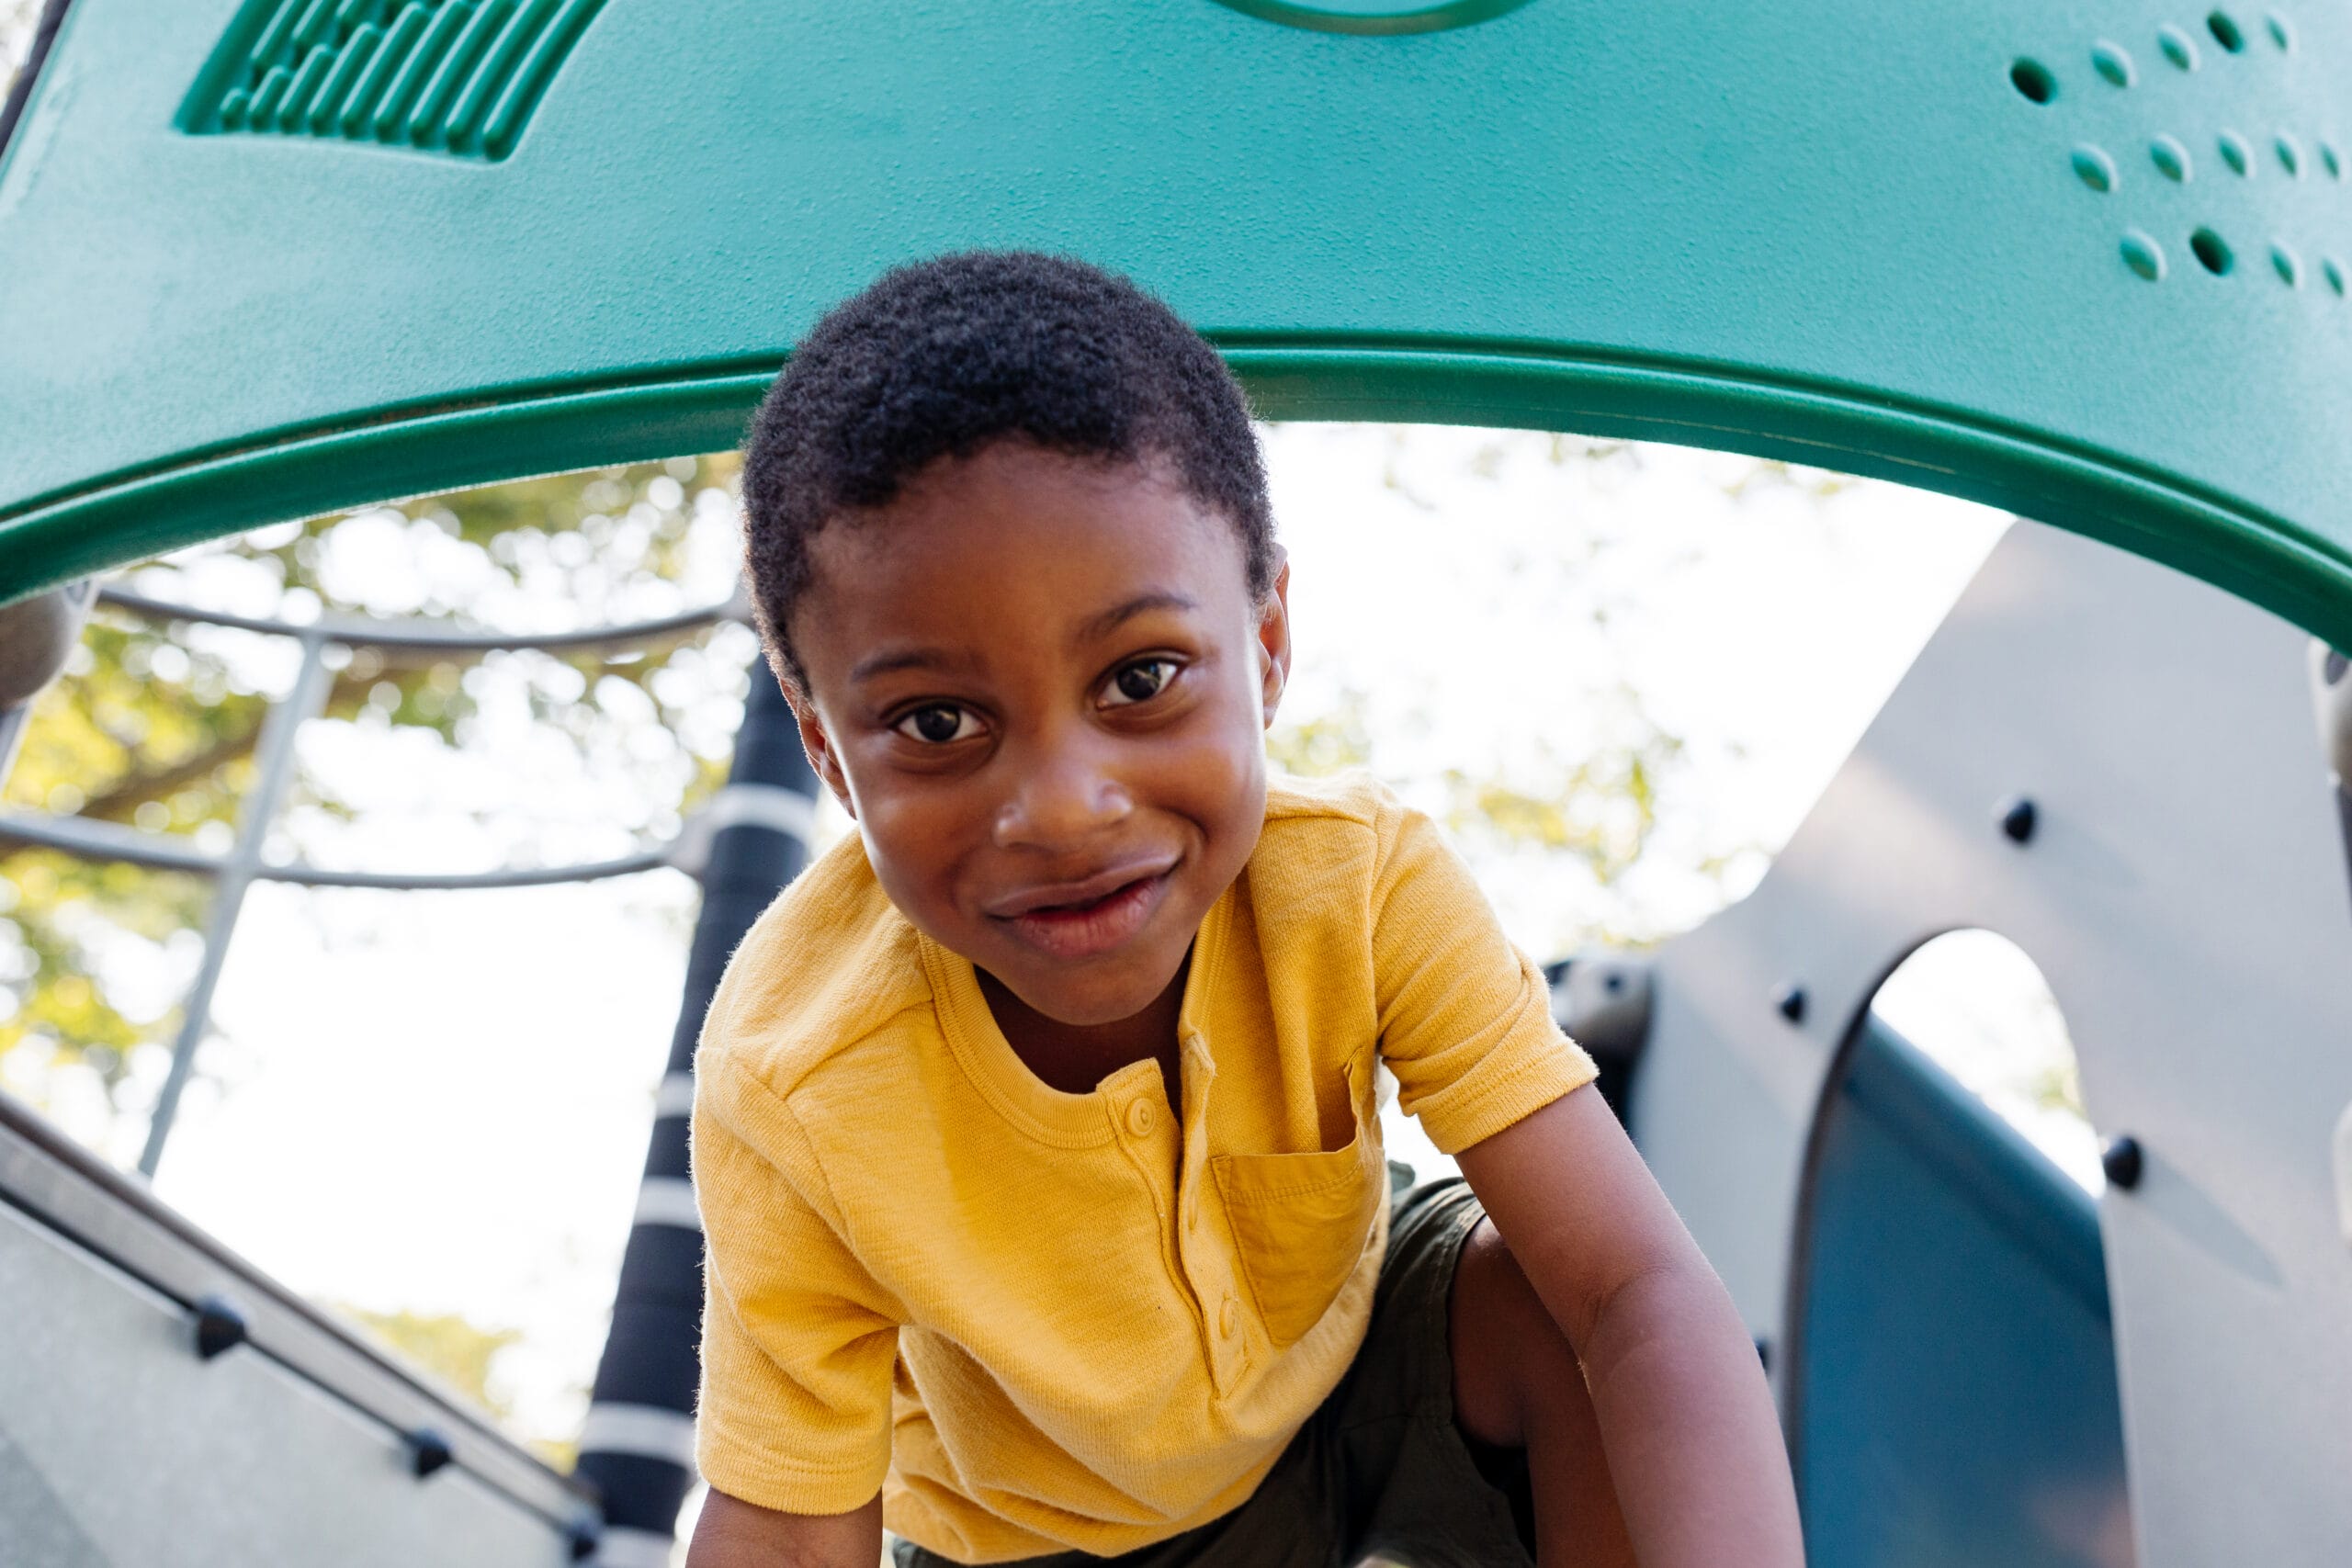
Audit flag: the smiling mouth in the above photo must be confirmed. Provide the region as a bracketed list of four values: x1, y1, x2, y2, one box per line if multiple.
[989, 866, 1175, 961]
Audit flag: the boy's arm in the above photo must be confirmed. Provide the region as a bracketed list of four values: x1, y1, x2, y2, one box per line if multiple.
[687, 1487, 883, 1568]
[1456, 1084, 1805, 1567]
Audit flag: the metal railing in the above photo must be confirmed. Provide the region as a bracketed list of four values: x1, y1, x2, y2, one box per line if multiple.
[0, 582, 805, 1177]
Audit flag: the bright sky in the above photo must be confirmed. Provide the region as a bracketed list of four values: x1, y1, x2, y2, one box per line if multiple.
[5, 423, 2094, 1460]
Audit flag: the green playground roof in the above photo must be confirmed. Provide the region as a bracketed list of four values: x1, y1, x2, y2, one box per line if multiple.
[3, 0, 2349, 647]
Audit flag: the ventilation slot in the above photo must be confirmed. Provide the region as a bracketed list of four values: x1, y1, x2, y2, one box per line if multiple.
[181, 0, 606, 161]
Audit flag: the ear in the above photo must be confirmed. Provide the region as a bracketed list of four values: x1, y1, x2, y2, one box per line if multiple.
[782, 671, 856, 818]
[1255, 549, 1293, 729]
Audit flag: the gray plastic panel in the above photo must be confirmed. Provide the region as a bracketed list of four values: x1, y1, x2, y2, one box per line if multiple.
[1638, 520, 2352, 1565]
[0, 1202, 576, 1567]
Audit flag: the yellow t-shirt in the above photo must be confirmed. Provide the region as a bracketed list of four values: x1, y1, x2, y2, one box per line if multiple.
[691, 773, 1595, 1562]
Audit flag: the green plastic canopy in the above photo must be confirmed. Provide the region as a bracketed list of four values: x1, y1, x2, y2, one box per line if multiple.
[2, 0, 2347, 652]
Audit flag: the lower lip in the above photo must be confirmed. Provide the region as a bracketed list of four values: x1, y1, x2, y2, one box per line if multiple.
[998, 873, 1172, 961]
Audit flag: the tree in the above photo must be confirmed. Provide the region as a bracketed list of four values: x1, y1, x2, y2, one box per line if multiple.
[0, 455, 758, 1152]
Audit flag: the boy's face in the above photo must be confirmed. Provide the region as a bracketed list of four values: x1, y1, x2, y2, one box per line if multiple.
[787, 443, 1290, 1029]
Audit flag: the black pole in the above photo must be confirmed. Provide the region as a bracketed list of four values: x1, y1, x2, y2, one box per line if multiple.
[577, 665, 815, 1566]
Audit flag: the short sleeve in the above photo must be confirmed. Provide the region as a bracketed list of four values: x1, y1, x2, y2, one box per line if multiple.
[693, 1057, 902, 1514]
[1369, 796, 1598, 1155]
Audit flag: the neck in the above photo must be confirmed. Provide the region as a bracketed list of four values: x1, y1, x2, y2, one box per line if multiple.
[977, 958, 1189, 1101]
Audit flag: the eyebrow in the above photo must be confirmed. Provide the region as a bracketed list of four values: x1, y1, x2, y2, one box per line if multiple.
[1075, 591, 1199, 646]
[845, 592, 1200, 683]
[849, 646, 971, 682]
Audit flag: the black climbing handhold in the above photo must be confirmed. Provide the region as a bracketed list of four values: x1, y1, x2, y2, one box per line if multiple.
[192, 1293, 247, 1360]
[1774, 983, 1807, 1024]
[408, 1427, 455, 1479]
[566, 1520, 602, 1561]
[2000, 796, 2038, 844]
[2101, 1134, 2144, 1190]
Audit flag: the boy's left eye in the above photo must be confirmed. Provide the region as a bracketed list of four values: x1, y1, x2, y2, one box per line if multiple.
[894, 704, 982, 744]
[1102, 659, 1176, 707]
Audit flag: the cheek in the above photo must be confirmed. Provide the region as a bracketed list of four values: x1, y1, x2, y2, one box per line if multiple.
[1154, 704, 1268, 842]
[855, 786, 981, 916]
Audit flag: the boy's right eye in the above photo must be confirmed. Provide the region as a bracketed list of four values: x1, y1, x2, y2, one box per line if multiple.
[893, 704, 982, 744]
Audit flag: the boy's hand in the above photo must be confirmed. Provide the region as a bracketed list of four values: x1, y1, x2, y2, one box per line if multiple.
[686, 1488, 883, 1568]
[1456, 1084, 1805, 1567]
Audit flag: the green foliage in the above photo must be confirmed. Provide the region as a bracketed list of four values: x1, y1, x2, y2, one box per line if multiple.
[6, 617, 268, 827]
[328, 1302, 585, 1469]
[336, 1303, 522, 1412]
[2030, 1051, 2088, 1121]
[0, 454, 752, 1134]
[1442, 721, 1683, 889]
[1265, 690, 1375, 777]
[0, 850, 208, 1097]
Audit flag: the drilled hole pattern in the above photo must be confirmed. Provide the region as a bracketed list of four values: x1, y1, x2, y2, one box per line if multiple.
[2018, 12, 2346, 299]
[184, 0, 608, 161]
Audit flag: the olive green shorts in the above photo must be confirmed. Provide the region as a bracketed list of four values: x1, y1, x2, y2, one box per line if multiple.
[893, 1179, 1535, 1568]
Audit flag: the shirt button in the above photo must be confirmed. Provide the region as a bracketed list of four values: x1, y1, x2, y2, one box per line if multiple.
[1126, 1100, 1155, 1136]
[1218, 1295, 1240, 1338]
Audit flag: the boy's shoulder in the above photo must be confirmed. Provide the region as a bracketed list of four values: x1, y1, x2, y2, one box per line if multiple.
[1261, 768, 1401, 829]
[695, 828, 934, 1107]
[1257, 769, 1411, 863]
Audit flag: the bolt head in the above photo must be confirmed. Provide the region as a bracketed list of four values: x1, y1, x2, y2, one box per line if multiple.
[1773, 983, 1808, 1024]
[1999, 796, 2039, 843]
[2101, 1134, 2145, 1190]
[408, 1427, 455, 1479]
[192, 1293, 248, 1361]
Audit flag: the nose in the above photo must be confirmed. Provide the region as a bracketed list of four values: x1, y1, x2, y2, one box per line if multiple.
[992, 728, 1133, 852]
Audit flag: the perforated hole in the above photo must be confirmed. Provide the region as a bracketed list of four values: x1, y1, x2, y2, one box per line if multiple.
[2325, 258, 2346, 296]
[2159, 24, 2201, 70]
[2208, 10, 2246, 51]
[2152, 134, 2193, 182]
[2266, 12, 2294, 51]
[2092, 40, 2136, 86]
[2219, 130, 2253, 175]
[2120, 230, 2167, 281]
[2323, 141, 2342, 179]
[2277, 132, 2303, 175]
[2072, 145, 2118, 192]
[2191, 227, 2235, 275]
[2010, 58, 2057, 104]
[2271, 242, 2302, 286]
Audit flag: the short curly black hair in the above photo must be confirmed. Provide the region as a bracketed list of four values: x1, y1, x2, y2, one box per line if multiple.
[741, 251, 1276, 688]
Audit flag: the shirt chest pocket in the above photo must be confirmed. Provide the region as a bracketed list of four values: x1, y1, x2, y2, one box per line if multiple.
[1208, 1067, 1384, 1348]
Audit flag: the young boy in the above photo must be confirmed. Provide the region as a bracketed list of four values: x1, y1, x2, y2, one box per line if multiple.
[686, 253, 1803, 1568]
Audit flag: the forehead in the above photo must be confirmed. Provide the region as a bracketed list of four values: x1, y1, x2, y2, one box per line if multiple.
[797, 445, 1254, 671]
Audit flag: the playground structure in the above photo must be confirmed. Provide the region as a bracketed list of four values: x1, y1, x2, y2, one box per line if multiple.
[5, 1, 2352, 1564]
